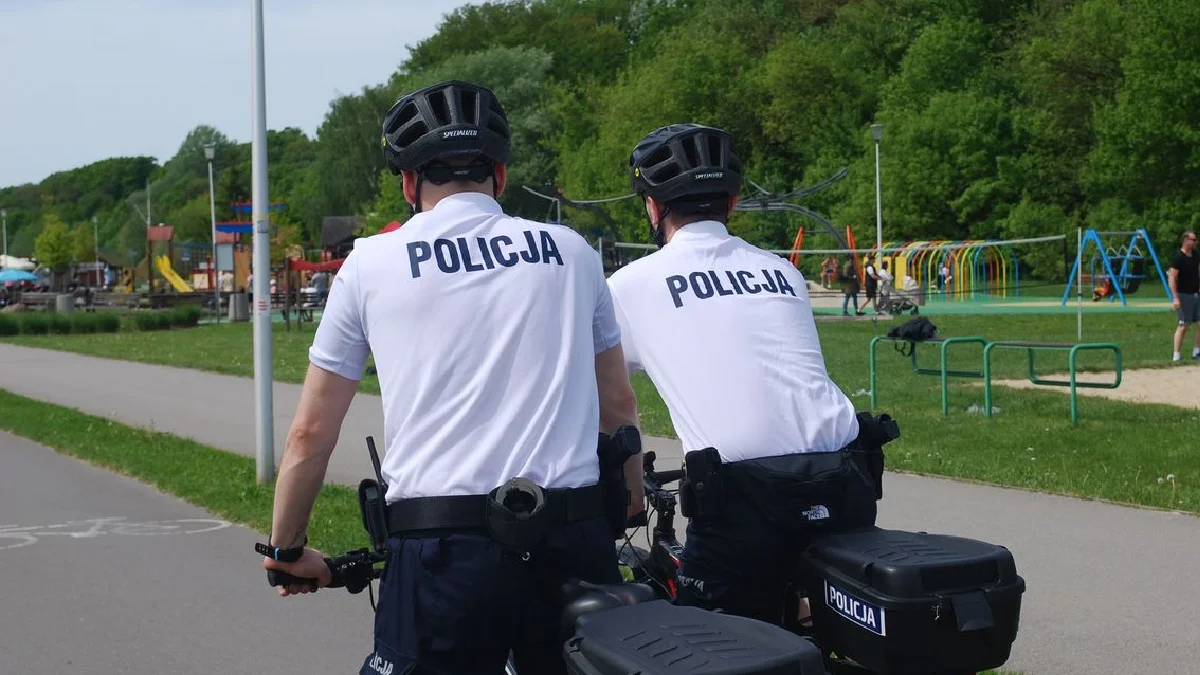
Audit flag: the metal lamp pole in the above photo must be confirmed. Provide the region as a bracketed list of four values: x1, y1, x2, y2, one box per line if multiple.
[204, 143, 220, 324]
[92, 216, 99, 288]
[2, 208, 8, 265]
[871, 123, 884, 261]
[251, 0, 275, 484]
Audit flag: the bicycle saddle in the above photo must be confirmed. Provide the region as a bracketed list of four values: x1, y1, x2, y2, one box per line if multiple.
[559, 579, 656, 638]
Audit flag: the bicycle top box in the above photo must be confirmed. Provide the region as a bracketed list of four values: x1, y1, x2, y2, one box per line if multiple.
[564, 599, 825, 675]
[799, 527, 1025, 675]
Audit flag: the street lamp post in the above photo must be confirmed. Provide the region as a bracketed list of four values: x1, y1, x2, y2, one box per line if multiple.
[1, 208, 7, 266]
[871, 123, 884, 262]
[204, 143, 220, 323]
[251, 0, 275, 484]
[92, 216, 99, 288]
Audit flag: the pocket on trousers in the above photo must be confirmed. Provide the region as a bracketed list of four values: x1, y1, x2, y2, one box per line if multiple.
[414, 535, 517, 651]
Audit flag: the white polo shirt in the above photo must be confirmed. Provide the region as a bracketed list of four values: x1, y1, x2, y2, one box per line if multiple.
[607, 220, 859, 461]
[309, 192, 620, 503]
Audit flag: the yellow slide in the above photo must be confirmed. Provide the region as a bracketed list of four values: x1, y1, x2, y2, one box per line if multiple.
[155, 255, 194, 293]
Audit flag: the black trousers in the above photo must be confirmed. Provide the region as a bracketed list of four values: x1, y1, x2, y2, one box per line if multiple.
[360, 517, 621, 675]
[673, 454, 878, 626]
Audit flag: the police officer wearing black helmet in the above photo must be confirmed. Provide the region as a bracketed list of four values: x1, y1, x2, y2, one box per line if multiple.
[258, 80, 645, 675]
[607, 123, 893, 625]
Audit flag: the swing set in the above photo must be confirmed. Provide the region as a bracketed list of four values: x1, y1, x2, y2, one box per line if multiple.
[1060, 228, 1171, 306]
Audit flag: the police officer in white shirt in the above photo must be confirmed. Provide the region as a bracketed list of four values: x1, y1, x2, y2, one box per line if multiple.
[257, 80, 644, 675]
[608, 123, 895, 626]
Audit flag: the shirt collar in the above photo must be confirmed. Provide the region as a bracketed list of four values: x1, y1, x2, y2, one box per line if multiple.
[667, 220, 730, 245]
[429, 191, 504, 215]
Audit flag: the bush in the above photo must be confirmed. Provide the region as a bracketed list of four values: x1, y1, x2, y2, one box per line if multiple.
[0, 314, 18, 336]
[50, 313, 74, 335]
[134, 312, 167, 331]
[69, 313, 101, 334]
[19, 313, 50, 335]
[96, 313, 122, 333]
[172, 305, 202, 328]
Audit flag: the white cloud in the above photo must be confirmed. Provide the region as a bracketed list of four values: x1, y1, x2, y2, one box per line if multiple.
[0, 0, 477, 187]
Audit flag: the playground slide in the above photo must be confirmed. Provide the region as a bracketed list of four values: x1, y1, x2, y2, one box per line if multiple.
[155, 255, 194, 293]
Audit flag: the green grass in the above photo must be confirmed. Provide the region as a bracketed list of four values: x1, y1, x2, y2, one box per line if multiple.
[3, 311, 1197, 514]
[1, 321, 381, 393]
[0, 387, 369, 556]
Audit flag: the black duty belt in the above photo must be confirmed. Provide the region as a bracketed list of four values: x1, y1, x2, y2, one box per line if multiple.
[386, 483, 606, 537]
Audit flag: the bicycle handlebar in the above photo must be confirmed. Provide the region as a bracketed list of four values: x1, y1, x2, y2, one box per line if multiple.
[268, 569, 318, 590]
[263, 548, 385, 593]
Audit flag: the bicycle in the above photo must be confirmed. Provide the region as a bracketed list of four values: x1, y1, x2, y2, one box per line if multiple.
[263, 447, 1023, 675]
[617, 451, 1026, 675]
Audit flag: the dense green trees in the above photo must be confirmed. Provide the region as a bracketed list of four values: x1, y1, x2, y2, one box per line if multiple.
[3, 0, 1199, 282]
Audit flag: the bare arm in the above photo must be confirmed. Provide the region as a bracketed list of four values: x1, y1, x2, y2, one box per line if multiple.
[270, 363, 359, 548]
[1168, 267, 1179, 304]
[596, 343, 645, 517]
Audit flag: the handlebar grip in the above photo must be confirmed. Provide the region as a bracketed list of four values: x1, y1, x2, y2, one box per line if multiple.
[654, 469, 683, 485]
[267, 569, 318, 590]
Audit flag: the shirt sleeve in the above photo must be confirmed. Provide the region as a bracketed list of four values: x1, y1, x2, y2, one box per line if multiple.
[609, 289, 648, 372]
[591, 255, 621, 355]
[308, 251, 370, 381]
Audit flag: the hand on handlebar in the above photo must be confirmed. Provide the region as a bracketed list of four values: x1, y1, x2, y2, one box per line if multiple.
[262, 548, 332, 597]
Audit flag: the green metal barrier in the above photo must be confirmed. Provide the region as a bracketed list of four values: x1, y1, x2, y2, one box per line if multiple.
[982, 341, 1123, 424]
[868, 335, 989, 416]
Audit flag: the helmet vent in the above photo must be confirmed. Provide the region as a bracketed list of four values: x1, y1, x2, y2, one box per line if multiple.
[387, 102, 419, 135]
[706, 135, 723, 165]
[429, 90, 451, 126]
[682, 138, 700, 168]
[459, 88, 478, 124]
[397, 120, 427, 148]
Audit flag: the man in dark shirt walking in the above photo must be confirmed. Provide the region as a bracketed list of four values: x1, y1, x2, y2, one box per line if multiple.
[1168, 231, 1199, 362]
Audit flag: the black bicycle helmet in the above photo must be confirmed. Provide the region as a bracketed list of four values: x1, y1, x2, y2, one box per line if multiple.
[629, 124, 743, 203]
[381, 80, 511, 175]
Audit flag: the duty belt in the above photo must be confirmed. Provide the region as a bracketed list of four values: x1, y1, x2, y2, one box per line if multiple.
[385, 483, 606, 538]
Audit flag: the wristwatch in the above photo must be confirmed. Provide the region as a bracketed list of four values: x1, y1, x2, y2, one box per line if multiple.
[255, 536, 307, 562]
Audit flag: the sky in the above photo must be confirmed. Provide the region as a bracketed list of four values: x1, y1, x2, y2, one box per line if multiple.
[0, 0, 479, 188]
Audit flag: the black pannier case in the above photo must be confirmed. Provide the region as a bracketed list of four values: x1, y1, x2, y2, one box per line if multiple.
[799, 527, 1025, 675]
[564, 599, 826, 675]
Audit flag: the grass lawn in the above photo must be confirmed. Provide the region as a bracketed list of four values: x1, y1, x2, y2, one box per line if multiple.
[4, 308, 1197, 514]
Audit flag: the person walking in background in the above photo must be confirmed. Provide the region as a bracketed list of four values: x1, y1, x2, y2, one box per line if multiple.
[840, 257, 863, 316]
[1168, 230, 1199, 362]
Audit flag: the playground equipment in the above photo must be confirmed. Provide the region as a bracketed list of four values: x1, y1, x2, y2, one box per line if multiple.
[1061, 228, 1171, 307]
[155, 255, 193, 293]
[869, 334, 1123, 424]
[866, 240, 1022, 302]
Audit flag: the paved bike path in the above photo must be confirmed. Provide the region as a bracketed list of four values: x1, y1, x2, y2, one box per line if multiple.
[2, 342, 1199, 675]
[0, 431, 374, 674]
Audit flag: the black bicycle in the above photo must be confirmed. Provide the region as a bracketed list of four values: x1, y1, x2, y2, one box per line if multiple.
[617, 450, 1026, 675]
[265, 448, 1024, 675]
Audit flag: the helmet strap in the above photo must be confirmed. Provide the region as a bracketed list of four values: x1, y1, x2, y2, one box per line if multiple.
[645, 200, 671, 249]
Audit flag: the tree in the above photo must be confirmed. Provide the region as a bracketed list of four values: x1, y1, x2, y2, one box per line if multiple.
[71, 222, 97, 265]
[360, 169, 410, 236]
[34, 213, 73, 290]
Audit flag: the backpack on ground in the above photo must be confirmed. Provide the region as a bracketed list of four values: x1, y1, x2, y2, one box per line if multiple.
[886, 317, 938, 356]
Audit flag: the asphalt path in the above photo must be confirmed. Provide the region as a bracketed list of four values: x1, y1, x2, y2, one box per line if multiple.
[0, 431, 375, 675]
[2, 342, 1199, 674]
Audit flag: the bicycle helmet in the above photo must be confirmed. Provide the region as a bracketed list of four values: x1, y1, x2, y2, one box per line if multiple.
[629, 124, 743, 204]
[381, 80, 511, 175]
